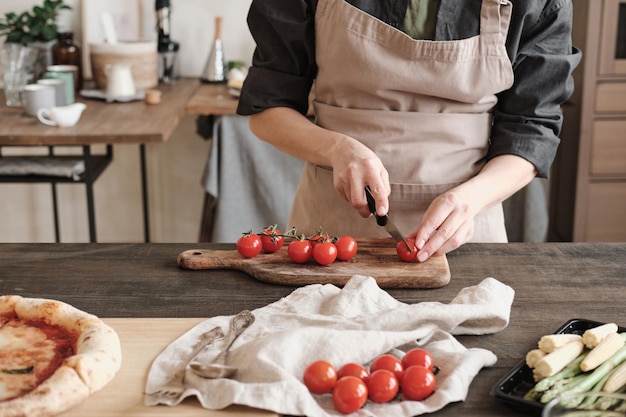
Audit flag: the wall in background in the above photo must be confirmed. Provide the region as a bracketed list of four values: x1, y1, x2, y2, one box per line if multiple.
[0, 0, 255, 243]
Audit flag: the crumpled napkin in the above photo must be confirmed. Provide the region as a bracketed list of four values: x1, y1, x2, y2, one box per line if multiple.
[145, 275, 514, 417]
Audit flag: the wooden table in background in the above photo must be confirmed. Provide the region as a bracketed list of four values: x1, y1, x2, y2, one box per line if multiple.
[1, 241, 624, 416]
[185, 83, 238, 116]
[0, 78, 199, 242]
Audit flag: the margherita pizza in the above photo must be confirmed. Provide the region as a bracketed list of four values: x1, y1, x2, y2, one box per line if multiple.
[0, 295, 122, 417]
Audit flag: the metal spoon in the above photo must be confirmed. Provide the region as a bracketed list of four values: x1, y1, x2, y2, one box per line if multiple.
[189, 309, 255, 379]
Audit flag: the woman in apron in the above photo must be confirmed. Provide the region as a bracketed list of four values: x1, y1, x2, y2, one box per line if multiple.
[237, 0, 581, 262]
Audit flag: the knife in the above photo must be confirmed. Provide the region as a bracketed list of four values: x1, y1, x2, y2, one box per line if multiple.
[364, 186, 411, 251]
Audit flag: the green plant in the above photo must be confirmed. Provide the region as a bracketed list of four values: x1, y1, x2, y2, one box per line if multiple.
[0, 0, 71, 44]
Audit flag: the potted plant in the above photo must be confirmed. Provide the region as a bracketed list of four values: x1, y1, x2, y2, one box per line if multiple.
[0, 0, 71, 77]
[0, 0, 71, 44]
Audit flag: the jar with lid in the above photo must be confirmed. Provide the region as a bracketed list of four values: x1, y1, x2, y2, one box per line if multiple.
[52, 32, 82, 91]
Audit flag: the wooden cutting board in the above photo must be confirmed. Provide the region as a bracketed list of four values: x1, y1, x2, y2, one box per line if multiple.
[177, 238, 450, 289]
[62, 318, 277, 417]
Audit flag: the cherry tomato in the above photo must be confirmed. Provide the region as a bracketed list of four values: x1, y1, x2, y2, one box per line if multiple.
[260, 225, 284, 253]
[313, 241, 337, 265]
[309, 231, 331, 248]
[402, 348, 434, 372]
[370, 354, 404, 382]
[367, 369, 399, 403]
[335, 236, 358, 261]
[337, 362, 369, 383]
[303, 360, 337, 394]
[401, 365, 436, 401]
[332, 376, 368, 414]
[236, 233, 262, 258]
[396, 238, 419, 262]
[288, 239, 312, 263]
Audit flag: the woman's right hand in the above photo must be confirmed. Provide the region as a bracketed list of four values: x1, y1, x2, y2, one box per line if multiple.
[329, 136, 391, 219]
[250, 107, 391, 219]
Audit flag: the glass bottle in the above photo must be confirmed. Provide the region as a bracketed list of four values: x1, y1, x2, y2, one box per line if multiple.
[52, 32, 82, 91]
[201, 16, 227, 83]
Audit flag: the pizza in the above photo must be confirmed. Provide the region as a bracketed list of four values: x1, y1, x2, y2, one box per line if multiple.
[0, 295, 122, 417]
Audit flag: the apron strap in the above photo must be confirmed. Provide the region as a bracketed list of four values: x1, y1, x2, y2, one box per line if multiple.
[480, 0, 513, 37]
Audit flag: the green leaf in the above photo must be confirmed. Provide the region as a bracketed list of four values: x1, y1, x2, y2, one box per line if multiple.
[41, 25, 57, 41]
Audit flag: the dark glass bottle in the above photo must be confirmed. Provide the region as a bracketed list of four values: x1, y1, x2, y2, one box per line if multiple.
[52, 32, 82, 91]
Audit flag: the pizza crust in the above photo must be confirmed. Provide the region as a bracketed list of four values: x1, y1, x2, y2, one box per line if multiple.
[0, 366, 89, 417]
[0, 295, 122, 417]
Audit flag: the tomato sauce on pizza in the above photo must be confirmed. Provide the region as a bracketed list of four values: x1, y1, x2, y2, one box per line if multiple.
[0, 313, 79, 401]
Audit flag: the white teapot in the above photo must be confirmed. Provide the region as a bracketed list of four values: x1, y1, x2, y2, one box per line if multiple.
[37, 102, 87, 127]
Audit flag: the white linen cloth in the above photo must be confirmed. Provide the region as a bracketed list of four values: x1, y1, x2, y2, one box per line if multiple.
[0, 157, 85, 180]
[145, 275, 514, 416]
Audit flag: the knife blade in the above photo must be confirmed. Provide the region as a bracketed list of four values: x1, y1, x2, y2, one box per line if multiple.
[364, 186, 411, 251]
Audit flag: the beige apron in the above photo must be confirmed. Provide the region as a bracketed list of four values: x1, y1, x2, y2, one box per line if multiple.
[288, 0, 514, 242]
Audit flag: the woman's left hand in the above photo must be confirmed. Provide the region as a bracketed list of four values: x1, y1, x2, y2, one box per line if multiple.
[408, 189, 477, 262]
[408, 154, 537, 261]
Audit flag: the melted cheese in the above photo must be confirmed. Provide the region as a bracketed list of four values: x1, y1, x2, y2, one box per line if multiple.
[0, 322, 56, 401]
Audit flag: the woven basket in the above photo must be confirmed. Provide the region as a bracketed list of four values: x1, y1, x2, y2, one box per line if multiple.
[90, 41, 158, 90]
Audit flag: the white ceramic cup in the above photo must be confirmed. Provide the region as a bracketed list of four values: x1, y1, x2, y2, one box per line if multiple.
[104, 63, 136, 98]
[36, 78, 67, 106]
[37, 103, 87, 127]
[23, 84, 56, 117]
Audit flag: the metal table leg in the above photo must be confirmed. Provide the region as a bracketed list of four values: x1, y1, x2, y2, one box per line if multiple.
[139, 144, 150, 243]
[82, 145, 97, 243]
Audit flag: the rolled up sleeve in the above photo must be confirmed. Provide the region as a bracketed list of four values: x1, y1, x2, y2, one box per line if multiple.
[488, 1, 582, 178]
[237, 0, 317, 116]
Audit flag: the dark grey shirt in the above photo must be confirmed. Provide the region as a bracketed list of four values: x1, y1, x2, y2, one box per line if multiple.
[237, 0, 582, 178]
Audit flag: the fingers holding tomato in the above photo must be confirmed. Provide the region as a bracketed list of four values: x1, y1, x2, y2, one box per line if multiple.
[396, 238, 419, 262]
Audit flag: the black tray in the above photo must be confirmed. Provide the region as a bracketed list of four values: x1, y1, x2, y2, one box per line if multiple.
[490, 318, 626, 416]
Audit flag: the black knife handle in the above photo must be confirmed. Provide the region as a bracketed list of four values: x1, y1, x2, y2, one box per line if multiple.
[364, 186, 387, 227]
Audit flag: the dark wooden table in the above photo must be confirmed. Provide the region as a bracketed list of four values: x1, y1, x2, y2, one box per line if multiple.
[1, 242, 624, 417]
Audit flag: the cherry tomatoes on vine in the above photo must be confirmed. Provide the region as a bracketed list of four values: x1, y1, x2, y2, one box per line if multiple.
[313, 241, 337, 265]
[402, 348, 434, 372]
[335, 236, 358, 261]
[309, 231, 332, 248]
[260, 225, 284, 253]
[367, 369, 399, 403]
[369, 354, 404, 382]
[332, 376, 368, 414]
[337, 362, 369, 383]
[303, 360, 337, 394]
[288, 239, 313, 263]
[401, 365, 436, 401]
[396, 238, 419, 262]
[236, 233, 262, 258]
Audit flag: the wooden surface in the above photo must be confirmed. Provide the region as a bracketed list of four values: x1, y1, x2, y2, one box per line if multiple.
[177, 238, 450, 288]
[0, 78, 199, 146]
[1, 242, 625, 417]
[62, 318, 276, 417]
[185, 83, 238, 116]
